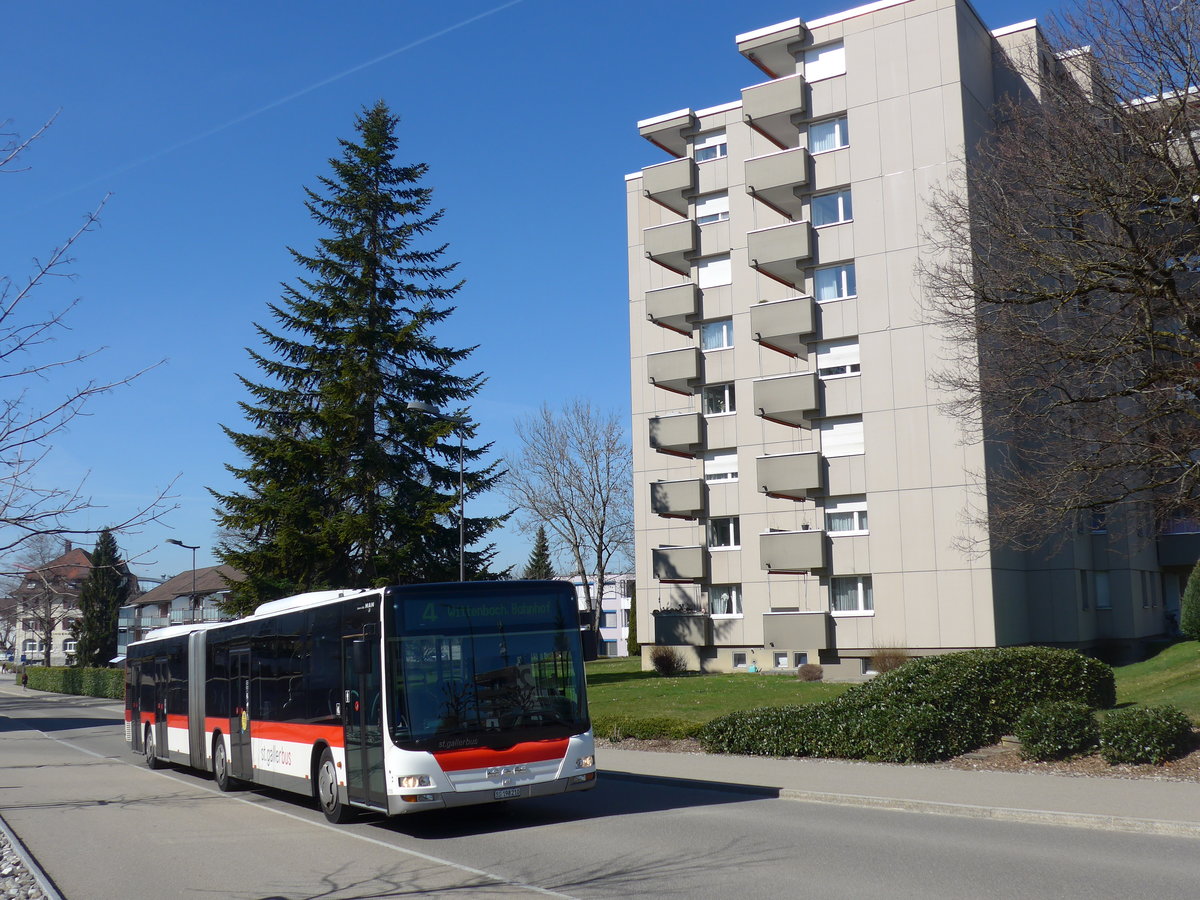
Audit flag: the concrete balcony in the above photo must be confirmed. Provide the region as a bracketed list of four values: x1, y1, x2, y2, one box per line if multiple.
[644, 219, 698, 276]
[650, 478, 706, 520]
[760, 529, 826, 573]
[653, 611, 712, 646]
[741, 74, 806, 149]
[744, 147, 809, 220]
[737, 19, 807, 79]
[750, 295, 814, 358]
[646, 283, 699, 335]
[652, 546, 706, 582]
[747, 220, 812, 289]
[756, 451, 821, 501]
[647, 347, 701, 396]
[648, 412, 705, 457]
[638, 108, 697, 158]
[642, 157, 696, 216]
[763, 610, 830, 650]
[753, 372, 818, 427]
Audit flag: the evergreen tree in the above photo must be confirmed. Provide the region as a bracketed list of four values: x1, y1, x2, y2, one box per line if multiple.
[1181, 560, 1200, 642]
[72, 530, 129, 667]
[626, 583, 640, 658]
[213, 102, 503, 615]
[522, 525, 555, 580]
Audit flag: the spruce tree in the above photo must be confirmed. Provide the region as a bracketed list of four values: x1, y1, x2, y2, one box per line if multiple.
[213, 102, 503, 615]
[72, 530, 129, 667]
[522, 525, 555, 580]
[1181, 559, 1200, 641]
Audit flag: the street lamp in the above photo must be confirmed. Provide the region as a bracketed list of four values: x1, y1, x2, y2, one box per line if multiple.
[407, 400, 470, 582]
[166, 539, 199, 622]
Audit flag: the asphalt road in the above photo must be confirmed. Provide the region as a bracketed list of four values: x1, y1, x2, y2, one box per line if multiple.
[2, 683, 1199, 899]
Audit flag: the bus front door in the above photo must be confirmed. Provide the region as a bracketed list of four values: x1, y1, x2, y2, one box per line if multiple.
[342, 634, 385, 810]
[229, 647, 252, 779]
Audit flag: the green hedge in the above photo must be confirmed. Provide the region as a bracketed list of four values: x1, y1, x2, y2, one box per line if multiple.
[699, 647, 1115, 763]
[24, 666, 125, 700]
[1014, 701, 1099, 761]
[1099, 706, 1193, 765]
[592, 714, 704, 741]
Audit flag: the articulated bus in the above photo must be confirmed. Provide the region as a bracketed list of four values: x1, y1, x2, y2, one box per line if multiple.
[125, 580, 596, 821]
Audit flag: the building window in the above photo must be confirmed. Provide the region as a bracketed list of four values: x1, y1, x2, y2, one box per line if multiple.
[812, 188, 853, 227]
[826, 496, 868, 534]
[804, 41, 846, 81]
[697, 254, 732, 288]
[1096, 571, 1111, 610]
[622, 609, 631, 627]
[793, 651, 808, 667]
[694, 129, 728, 162]
[817, 338, 861, 378]
[601, 640, 618, 657]
[814, 263, 856, 301]
[703, 382, 736, 415]
[601, 611, 617, 628]
[709, 518, 741, 549]
[700, 318, 734, 351]
[831, 576, 873, 613]
[63, 640, 77, 653]
[22, 640, 44, 653]
[732, 651, 748, 668]
[695, 192, 730, 225]
[773, 651, 789, 668]
[820, 416, 865, 457]
[703, 450, 739, 482]
[809, 115, 849, 153]
[710, 583, 743, 616]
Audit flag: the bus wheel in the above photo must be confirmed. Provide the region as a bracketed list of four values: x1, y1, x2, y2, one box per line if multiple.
[144, 728, 162, 770]
[213, 737, 235, 792]
[316, 747, 352, 824]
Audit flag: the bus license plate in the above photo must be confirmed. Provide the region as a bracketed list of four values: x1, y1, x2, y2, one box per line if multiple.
[494, 787, 524, 800]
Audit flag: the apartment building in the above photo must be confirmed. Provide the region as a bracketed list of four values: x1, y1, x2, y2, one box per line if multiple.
[626, 0, 1184, 677]
[568, 574, 635, 657]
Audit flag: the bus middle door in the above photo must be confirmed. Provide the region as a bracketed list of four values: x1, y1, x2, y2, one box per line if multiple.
[341, 630, 385, 811]
[153, 656, 169, 756]
[229, 646, 253, 779]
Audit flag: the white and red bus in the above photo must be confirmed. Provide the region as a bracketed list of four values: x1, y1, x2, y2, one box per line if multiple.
[125, 580, 596, 821]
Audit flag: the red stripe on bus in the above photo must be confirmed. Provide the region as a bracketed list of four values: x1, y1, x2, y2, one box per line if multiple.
[252, 721, 345, 749]
[167, 714, 188, 729]
[434, 739, 570, 772]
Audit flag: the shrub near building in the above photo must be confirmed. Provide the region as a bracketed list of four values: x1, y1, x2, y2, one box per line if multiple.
[699, 647, 1116, 763]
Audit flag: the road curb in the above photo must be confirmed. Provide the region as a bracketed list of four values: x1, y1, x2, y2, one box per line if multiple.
[0, 812, 67, 900]
[775, 788, 1200, 839]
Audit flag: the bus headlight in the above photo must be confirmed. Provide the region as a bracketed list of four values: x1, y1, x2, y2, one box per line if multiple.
[575, 755, 595, 769]
[400, 775, 432, 788]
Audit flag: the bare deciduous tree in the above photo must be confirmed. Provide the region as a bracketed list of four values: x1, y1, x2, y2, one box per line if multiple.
[504, 401, 633, 640]
[1, 114, 175, 560]
[922, 0, 1200, 551]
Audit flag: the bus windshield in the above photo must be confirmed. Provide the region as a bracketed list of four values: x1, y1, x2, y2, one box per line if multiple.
[385, 584, 589, 751]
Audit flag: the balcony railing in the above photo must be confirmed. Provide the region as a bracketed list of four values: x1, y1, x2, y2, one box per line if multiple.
[647, 347, 702, 396]
[760, 529, 825, 573]
[741, 73, 806, 148]
[750, 296, 814, 358]
[747, 220, 812, 288]
[644, 220, 698, 276]
[744, 147, 809, 220]
[652, 546, 706, 582]
[638, 108, 697, 158]
[646, 283, 700, 335]
[643, 157, 696, 216]
[753, 372, 819, 427]
[650, 478, 706, 520]
[648, 413, 705, 457]
[757, 451, 821, 501]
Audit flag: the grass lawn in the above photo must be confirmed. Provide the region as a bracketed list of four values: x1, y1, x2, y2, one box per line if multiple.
[1112, 640, 1200, 721]
[585, 656, 850, 725]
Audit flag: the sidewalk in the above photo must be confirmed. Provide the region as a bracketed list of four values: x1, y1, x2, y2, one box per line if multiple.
[600, 745, 1200, 838]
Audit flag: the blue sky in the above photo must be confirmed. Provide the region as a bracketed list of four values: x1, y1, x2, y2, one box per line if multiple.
[4, 0, 1048, 584]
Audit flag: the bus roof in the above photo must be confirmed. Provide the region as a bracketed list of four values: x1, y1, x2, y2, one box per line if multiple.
[250, 588, 380, 618]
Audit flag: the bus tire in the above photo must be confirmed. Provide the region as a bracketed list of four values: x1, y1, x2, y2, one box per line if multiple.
[213, 736, 235, 792]
[316, 747, 352, 824]
[144, 727, 163, 769]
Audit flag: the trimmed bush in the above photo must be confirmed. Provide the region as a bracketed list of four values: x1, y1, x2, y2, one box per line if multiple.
[699, 646, 1116, 763]
[1014, 701, 1099, 761]
[649, 645, 687, 677]
[1181, 559, 1200, 641]
[796, 663, 824, 682]
[24, 666, 124, 700]
[1099, 706, 1194, 765]
[592, 714, 703, 741]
